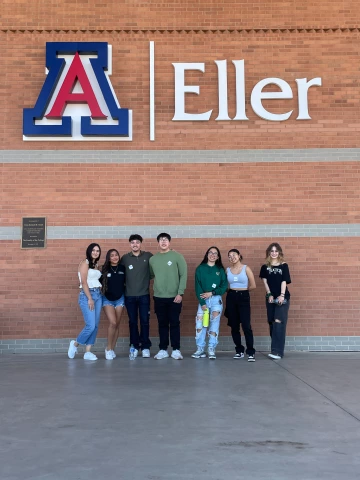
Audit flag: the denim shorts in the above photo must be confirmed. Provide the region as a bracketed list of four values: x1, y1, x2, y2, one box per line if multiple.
[102, 295, 125, 308]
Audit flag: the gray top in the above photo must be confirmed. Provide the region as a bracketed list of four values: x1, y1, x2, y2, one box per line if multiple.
[120, 251, 153, 296]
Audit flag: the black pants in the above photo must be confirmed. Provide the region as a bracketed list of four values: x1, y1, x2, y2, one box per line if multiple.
[226, 290, 255, 355]
[266, 300, 290, 357]
[125, 294, 152, 350]
[154, 297, 182, 350]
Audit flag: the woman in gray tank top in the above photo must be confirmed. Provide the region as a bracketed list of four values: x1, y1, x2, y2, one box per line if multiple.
[225, 249, 257, 362]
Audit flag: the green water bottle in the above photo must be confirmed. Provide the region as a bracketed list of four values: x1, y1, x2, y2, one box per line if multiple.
[202, 308, 210, 327]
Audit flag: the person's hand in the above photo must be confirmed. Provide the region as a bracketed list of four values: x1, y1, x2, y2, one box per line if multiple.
[201, 305, 208, 311]
[276, 296, 284, 305]
[200, 292, 212, 299]
[173, 295, 183, 303]
[88, 299, 95, 310]
[268, 295, 274, 304]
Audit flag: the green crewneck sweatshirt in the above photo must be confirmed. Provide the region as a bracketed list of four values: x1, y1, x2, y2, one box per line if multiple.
[149, 250, 187, 298]
[195, 263, 228, 306]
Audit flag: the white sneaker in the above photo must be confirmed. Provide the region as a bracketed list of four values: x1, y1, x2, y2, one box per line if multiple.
[154, 350, 169, 360]
[142, 349, 151, 358]
[208, 347, 216, 360]
[171, 349, 183, 360]
[84, 352, 98, 361]
[105, 349, 113, 360]
[129, 348, 139, 358]
[111, 350, 116, 358]
[68, 340, 78, 359]
[268, 353, 281, 360]
[191, 348, 206, 359]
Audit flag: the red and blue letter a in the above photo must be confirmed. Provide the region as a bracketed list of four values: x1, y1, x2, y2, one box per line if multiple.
[23, 42, 131, 140]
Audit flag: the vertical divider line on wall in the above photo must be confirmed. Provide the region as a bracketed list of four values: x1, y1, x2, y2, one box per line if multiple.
[150, 41, 155, 141]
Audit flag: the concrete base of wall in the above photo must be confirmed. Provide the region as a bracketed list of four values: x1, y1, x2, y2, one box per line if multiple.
[1, 336, 360, 354]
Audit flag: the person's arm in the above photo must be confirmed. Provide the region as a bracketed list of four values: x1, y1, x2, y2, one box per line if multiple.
[260, 265, 274, 303]
[276, 280, 287, 305]
[79, 260, 94, 311]
[149, 258, 155, 280]
[262, 278, 274, 304]
[195, 268, 206, 306]
[276, 263, 291, 305]
[218, 268, 228, 296]
[174, 254, 187, 303]
[120, 265, 126, 297]
[246, 266, 256, 291]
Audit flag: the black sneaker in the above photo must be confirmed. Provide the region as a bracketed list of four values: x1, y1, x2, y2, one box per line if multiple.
[233, 353, 244, 359]
[247, 355, 255, 362]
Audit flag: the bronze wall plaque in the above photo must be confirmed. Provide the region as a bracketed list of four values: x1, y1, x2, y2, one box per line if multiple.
[21, 217, 47, 249]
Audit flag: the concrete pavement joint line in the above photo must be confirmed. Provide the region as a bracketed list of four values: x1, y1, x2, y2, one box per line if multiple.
[264, 354, 360, 423]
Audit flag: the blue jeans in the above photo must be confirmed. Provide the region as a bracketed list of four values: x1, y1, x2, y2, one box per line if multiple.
[266, 300, 290, 357]
[195, 295, 223, 349]
[125, 294, 151, 350]
[77, 288, 102, 346]
[102, 295, 125, 308]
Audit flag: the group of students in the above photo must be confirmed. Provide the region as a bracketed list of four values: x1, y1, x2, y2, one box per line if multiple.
[67, 233, 291, 362]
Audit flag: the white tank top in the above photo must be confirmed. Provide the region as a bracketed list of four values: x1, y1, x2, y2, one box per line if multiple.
[78, 259, 102, 288]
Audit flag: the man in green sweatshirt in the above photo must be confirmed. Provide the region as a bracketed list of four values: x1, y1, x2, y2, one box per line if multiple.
[149, 233, 187, 360]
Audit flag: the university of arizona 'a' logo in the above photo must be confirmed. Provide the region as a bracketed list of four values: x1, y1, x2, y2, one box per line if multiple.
[23, 42, 132, 141]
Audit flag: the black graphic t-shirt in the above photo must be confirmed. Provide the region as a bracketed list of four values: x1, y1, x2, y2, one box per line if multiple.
[259, 263, 291, 299]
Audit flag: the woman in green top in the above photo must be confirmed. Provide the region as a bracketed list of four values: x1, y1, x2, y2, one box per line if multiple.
[192, 246, 228, 360]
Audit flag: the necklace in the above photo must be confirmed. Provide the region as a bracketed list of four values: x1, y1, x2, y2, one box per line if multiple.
[230, 263, 243, 274]
[111, 265, 119, 274]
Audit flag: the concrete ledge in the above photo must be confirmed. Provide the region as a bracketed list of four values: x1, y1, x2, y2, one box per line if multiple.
[1, 336, 360, 354]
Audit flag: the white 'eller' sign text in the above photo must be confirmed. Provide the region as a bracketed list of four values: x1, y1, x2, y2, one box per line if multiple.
[172, 60, 322, 122]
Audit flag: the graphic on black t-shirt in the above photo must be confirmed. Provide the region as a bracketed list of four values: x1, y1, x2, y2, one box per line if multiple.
[266, 266, 283, 275]
[259, 263, 291, 299]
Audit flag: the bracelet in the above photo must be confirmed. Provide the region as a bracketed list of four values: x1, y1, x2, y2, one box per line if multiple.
[280, 293, 285, 297]
[266, 292, 272, 298]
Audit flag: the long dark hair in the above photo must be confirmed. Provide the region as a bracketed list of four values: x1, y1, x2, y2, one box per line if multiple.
[86, 243, 101, 269]
[200, 246, 225, 270]
[101, 249, 121, 294]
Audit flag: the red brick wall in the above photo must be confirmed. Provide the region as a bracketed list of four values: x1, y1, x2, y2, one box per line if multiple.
[1, 31, 360, 149]
[2, 0, 360, 30]
[1, 162, 359, 226]
[1, 1, 359, 341]
[2, 238, 359, 339]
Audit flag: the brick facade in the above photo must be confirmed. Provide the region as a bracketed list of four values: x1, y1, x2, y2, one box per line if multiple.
[0, 1, 359, 350]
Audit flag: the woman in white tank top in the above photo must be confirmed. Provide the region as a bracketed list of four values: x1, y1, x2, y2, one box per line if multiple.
[68, 243, 102, 361]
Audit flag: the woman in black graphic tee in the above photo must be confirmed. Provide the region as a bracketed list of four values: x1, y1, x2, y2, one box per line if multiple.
[259, 243, 291, 360]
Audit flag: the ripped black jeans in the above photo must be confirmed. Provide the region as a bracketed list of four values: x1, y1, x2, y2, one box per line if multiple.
[266, 300, 290, 357]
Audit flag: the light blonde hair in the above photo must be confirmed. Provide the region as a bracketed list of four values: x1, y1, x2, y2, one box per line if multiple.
[265, 242, 285, 267]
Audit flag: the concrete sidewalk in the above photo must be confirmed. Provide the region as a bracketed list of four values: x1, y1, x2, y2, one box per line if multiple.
[0, 352, 359, 480]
